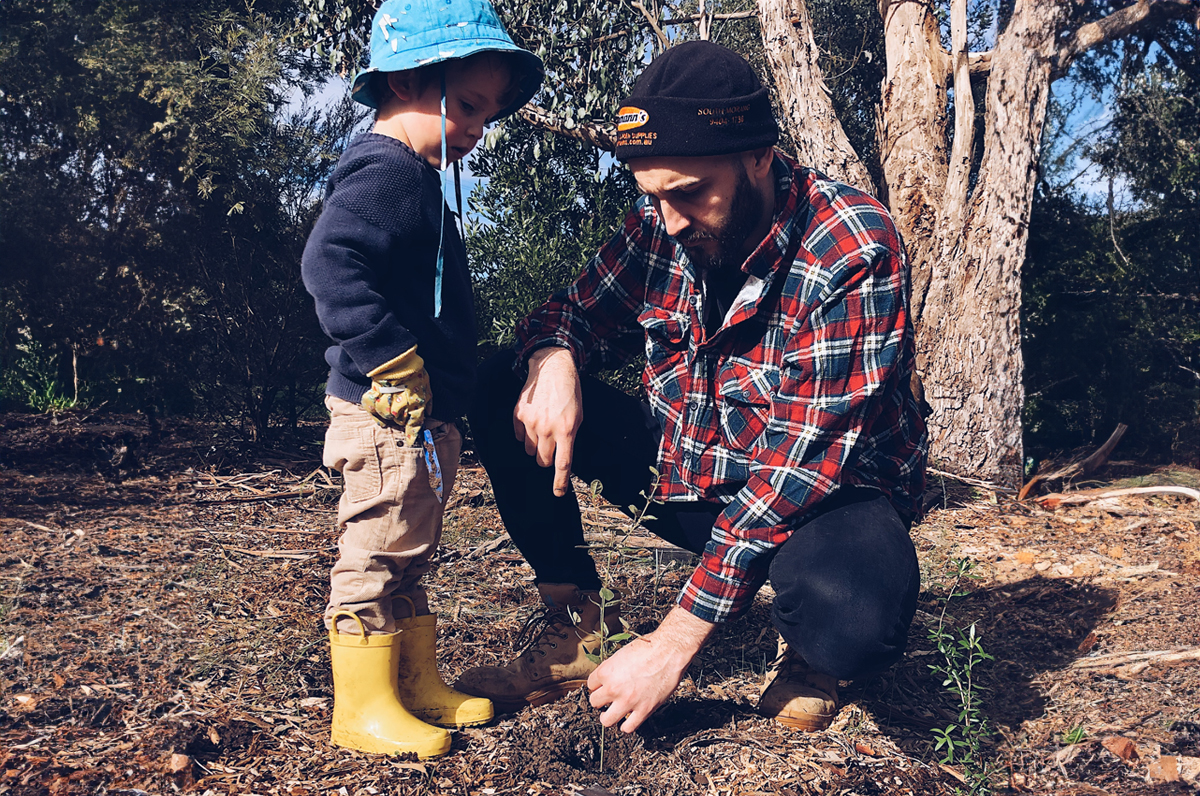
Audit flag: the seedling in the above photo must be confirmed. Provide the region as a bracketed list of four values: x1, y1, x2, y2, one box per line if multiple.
[570, 466, 662, 770]
[1061, 724, 1087, 745]
[927, 558, 998, 795]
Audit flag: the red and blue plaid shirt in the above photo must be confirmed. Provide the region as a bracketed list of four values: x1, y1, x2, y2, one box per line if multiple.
[516, 152, 927, 624]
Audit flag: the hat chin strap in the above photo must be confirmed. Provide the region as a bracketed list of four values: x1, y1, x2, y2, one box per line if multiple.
[433, 69, 448, 318]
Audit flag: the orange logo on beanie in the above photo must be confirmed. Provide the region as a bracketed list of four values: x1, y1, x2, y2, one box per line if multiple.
[616, 106, 649, 131]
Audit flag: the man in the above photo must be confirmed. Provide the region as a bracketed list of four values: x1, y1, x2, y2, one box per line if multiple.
[455, 40, 927, 734]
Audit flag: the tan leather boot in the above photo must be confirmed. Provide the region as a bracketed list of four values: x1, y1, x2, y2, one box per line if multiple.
[452, 583, 621, 713]
[758, 636, 838, 731]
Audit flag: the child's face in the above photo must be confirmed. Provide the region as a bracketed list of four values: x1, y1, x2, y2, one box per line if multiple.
[391, 55, 512, 169]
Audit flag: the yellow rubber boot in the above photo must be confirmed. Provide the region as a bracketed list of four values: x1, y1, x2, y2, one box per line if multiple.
[395, 612, 494, 728]
[328, 611, 451, 758]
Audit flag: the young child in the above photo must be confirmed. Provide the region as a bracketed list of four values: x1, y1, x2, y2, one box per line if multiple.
[300, 0, 541, 759]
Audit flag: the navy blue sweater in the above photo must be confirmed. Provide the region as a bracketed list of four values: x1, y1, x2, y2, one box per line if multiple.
[302, 133, 476, 421]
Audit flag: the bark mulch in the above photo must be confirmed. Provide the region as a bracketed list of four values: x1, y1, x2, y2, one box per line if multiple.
[1, 410, 1198, 795]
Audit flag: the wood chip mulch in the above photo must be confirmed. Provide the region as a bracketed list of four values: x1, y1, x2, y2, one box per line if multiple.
[1, 410, 1198, 795]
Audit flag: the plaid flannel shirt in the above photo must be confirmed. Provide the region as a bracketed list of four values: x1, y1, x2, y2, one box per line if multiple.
[515, 152, 928, 624]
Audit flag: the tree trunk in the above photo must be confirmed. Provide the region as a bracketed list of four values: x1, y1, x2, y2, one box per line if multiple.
[763, 0, 1075, 486]
[878, 0, 950, 317]
[757, 0, 875, 190]
[911, 2, 1067, 486]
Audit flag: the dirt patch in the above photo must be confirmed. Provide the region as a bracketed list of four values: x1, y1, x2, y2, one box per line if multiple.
[2, 410, 1199, 794]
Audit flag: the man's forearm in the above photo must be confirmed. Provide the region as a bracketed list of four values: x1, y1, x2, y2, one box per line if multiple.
[656, 604, 717, 663]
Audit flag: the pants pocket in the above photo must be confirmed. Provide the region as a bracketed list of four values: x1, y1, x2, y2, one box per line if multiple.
[324, 423, 384, 503]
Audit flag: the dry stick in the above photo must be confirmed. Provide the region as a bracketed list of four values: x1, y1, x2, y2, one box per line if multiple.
[194, 487, 332, 505]
[221, 545, 334, 560]
[1071, 647, 1200, 669]
[1023, 423, 1129, 502]
[926, 467, 1014, 493]
[1037, 485, 1200, 509]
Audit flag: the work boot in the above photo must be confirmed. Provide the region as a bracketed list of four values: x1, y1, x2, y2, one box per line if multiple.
[394, 609, 494, 729]
[328, 611, 451, 759]
[453, 583, 621, 713]
[758, 636, 838, 731]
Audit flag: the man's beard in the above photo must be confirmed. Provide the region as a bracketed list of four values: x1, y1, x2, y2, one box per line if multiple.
[679, 162, 763, 272]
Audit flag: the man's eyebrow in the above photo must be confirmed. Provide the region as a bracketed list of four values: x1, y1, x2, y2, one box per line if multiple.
[639, 177, 705, 195]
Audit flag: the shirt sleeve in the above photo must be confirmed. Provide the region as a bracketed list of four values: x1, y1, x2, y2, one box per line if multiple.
[514, 202, 653, 371]
[677, 243, 913, 623]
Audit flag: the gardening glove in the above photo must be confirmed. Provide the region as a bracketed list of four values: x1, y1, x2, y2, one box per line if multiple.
[361, 346, 431, 447]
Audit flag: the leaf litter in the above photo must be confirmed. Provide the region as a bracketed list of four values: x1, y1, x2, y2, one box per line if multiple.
[1, 410, 1198, 794]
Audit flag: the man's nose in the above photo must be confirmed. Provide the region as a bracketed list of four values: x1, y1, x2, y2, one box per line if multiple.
[658, 200, 690, 238]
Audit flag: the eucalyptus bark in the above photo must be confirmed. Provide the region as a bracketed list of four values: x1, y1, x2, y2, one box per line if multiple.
[757, 0, 874, 190]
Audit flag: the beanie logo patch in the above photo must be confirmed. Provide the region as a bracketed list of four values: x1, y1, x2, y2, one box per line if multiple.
[616, 106, 649, 131]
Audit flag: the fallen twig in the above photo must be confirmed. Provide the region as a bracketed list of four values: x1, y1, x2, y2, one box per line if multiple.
[926, 467, 1015, 493]
[195, 487, 330, 505]
[1072, 646, 1200, 670]
[466, 533, 511, 559]
[1037, 485, 1200, 509]
[221, 545, 335, 560]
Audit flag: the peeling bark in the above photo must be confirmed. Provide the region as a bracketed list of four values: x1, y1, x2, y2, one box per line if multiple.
[878, 0, 949, 321]
[757, 0, 875, 191]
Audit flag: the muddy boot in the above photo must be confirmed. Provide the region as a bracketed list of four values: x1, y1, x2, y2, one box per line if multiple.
[452, 583, 621, 713]
[758, 636, 838, 731]
[328, 611, 451, 759]
[393, 596, 494, 729]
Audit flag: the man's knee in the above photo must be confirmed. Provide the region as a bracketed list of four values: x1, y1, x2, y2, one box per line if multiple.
[469, 351, 522, 449]
[770, 568, 914, 679]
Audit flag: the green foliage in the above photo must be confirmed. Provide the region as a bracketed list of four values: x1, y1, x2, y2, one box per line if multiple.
[1061, 724, 1088, 745]
[927, 559, 998, 794]
[1024, 44, 1200, 463]
[0, 0, 358, 437]
[0, 337, 82, 413]
[467, 121, 639, 355]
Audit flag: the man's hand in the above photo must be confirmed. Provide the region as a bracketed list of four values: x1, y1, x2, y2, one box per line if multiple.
[586, 606, 716, 733]
[513, 347, 582, 497]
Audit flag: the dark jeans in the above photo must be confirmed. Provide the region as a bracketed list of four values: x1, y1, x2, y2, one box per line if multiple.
[470, 352, 920, 680]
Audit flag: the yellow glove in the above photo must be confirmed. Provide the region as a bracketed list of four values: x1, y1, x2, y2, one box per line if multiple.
[361, 347, 431, 446]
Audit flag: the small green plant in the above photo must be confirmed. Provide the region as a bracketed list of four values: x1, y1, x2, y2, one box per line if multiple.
[1, 339, 82, 413]
[927, 558, 998, 795]
[571, 466, 662, 771]
[1061, 723, 1088, 745]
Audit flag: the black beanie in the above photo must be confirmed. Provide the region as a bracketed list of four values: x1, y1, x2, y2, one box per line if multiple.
[614, 40, 779, 160]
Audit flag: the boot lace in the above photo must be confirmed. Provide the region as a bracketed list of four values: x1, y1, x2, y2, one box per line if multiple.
[514, 604, 575, 657]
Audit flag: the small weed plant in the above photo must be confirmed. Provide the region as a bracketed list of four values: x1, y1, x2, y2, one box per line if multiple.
[1061, 723, 1087, 745]
[928, 558, 998, 795]
[1, 339, 82, 413]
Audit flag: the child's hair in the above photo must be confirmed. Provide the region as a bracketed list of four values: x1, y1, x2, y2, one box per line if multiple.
[374, 51, 524, 119]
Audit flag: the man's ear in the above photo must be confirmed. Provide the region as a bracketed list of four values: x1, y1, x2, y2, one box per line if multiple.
[386, 71, 418, 103]
[748, 146, 774, 181]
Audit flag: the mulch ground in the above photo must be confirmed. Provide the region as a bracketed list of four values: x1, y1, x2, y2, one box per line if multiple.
[1, 409, 1198, 795]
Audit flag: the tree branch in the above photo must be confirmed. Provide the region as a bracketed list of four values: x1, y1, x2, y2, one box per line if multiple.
[1052, 0, 1200, 80]
[517, 104, 615, 151]
[631, 1, 669, 51]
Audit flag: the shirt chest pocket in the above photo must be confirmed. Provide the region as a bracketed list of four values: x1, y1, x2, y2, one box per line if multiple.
[717, 360, 778, 450]
[639, 307, 690, 360]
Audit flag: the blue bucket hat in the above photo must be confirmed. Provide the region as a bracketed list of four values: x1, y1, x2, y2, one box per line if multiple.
[351, 0, 543, 120]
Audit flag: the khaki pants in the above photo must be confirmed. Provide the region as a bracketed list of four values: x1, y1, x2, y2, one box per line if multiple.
[322, 395, 461, 634]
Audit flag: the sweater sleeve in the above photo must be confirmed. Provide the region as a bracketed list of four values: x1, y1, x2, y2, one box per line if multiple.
[301, 202, 419, 376]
